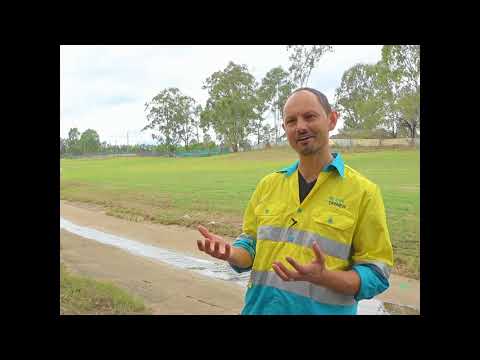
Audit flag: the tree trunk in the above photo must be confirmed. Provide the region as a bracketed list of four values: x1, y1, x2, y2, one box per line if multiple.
[275, 108, 279, 144]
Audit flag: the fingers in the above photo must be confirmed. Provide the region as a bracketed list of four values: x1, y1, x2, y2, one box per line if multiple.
[223, 243, 231, 260]
[286, 257, 307, 275]
[197, 234, 231, 261]
[272, 262, 290, 281]
[276, 261, 298, 280]
[272, 261, 301, 281]
[210, 241, 229, 260]
[197, 225, 212, 240]
[204, 238, 212, 253]
[312, 242, 326, 264]
[198, 224, 224, 243]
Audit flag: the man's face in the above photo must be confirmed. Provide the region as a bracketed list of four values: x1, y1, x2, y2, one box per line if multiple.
[282, 90, 338, 157]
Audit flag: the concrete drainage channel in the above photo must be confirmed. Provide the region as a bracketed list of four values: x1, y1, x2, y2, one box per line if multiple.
[60, 217, 390, 315]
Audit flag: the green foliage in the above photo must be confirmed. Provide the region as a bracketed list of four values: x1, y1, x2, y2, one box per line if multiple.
[60, 137, 66, 155]
[201, 62, 258, 152]
[257, 66, 295, 143]
[79, 129, 101, 153]
[287, 45, 334, 87]
[187, 140, 217, 151]
[260, 123, 276, 146]
[64, 128, 102, 155]
[143, 88, 198, 153]
[335, 63, 386, 130]
[66, 128, 82, 154]
[333, 128, 395, 139]
[380, 45, 420, 138]
[382, 45, 420, 94]
[192, 104, 203, 145]
[334, 45, 420, 139]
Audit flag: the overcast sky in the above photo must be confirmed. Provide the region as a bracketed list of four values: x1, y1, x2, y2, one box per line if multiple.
[60, 45, 383, 145]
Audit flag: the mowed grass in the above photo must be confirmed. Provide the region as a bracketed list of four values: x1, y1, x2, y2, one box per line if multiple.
[60, 263, 150, 315]
[60, 146, 420, 278]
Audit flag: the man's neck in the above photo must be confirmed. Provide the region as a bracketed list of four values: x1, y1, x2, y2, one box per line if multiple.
[298, 149, 333, 183]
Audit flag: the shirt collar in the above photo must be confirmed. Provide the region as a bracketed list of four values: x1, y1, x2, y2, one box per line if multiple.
[277, 152, 345, 178]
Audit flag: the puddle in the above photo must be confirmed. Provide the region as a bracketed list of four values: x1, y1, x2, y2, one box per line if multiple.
[60, 217, 388, 315]
[357, 298, 389, 315]
[60, 217, 250, 285]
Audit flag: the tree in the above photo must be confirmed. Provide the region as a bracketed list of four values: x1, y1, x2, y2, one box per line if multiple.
[177, 95, 197, 149]
[286, 45, 334, 87]
[334, 63, 386, 131]
[66, 128, 81, 154]
[60, 137, 65, 155]
[261, 123, 276, 146]
[333, 45, 420, 139]
[379, 45, 420, 139]
[79, 129, 101, 153]
[249, 88, 270, 146]
[202, 133, 214, 147]
[250, 107, 266, 146]
[143, 88, 196, 154]
[394, 89, 420, 140]
[258, 66, 296, 143]
[192, 104, 203, 144]
[201, 62, 258, 152]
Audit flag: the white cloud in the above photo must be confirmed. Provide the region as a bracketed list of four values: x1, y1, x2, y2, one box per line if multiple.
[60, 45, 383, 143]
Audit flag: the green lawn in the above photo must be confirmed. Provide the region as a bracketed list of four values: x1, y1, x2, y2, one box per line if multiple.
[60, 263, 149, 315]
[60, 146, 420, 278]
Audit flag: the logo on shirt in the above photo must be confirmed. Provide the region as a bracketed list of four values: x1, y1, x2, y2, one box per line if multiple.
[328, 196, 346, 209]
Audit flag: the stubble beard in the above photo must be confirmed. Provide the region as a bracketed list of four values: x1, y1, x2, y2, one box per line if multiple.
[299, 144, 322, 156]
[297, 137, 323, 156]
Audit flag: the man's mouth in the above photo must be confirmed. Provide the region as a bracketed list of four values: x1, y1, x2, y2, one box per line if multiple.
[296, 135, 314, 143]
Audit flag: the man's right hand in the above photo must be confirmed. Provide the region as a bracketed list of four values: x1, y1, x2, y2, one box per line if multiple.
[197, 225, 232, 261]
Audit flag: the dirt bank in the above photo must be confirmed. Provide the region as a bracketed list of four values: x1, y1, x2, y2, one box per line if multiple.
[60, 229, 245, 314]
[60, 200, 420, 313]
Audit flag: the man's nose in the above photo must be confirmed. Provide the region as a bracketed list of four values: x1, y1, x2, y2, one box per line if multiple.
[296, 117, 308, 132]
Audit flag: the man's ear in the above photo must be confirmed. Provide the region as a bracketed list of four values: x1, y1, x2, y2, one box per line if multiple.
[282, 123, 285, 131]
[328, 111, 339, 131]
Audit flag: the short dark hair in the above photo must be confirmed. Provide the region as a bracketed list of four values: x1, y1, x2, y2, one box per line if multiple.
[286, 87, 332, 115]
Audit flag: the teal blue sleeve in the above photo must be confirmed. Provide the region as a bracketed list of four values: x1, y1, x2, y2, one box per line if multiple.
[229, 235, 256, 273]
[352, 264, 389, 301]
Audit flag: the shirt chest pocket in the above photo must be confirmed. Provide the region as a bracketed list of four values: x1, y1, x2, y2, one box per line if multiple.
[254, 202, 289, 226]
[311, 208, 356, 243]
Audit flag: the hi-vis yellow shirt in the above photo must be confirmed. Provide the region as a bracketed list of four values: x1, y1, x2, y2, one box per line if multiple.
[231, 153, 394, 315]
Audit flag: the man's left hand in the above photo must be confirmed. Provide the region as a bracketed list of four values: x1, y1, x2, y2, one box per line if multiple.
[272, 242, 328, 285]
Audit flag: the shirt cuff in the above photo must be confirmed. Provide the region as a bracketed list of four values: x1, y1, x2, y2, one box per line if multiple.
[352, 264, 389, 301]
[229, 237, 256, 273]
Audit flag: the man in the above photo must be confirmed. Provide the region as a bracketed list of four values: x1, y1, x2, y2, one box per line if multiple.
[196, 87, 394, 315]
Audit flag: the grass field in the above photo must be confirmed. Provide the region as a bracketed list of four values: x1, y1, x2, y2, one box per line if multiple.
[60, 262, 149, 315]
[60, 146, 420, 279]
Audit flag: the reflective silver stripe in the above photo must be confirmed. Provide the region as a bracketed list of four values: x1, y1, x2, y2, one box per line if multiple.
[250, 270, 355, 306]
[354, 260, 392, 279]
[257, 226, 350, 260]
